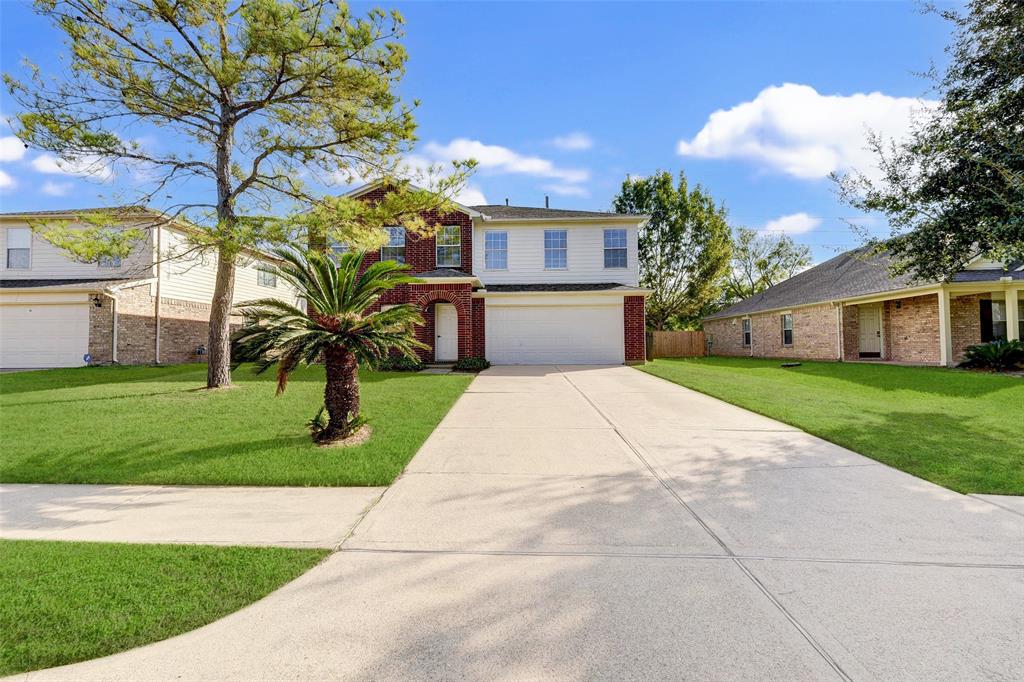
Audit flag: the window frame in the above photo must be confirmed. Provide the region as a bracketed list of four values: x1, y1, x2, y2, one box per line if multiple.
[603, 228, 628, 269]
[435, 225, 462, 268]
[256, 266, 278, 288]
[544, 229, 568, 270]
[781, 313, 793, 346]
[380, 226, 406, 264]
[484, 230, 508, 270]
[5, 227, 32, 270]
[741, 318, 752, 347]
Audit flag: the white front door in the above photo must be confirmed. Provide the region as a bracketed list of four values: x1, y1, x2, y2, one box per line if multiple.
[858, 305, 882, 356]
[435, 303, 458, 362]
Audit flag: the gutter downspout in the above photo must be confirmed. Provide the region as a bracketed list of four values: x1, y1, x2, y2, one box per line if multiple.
[836, 303, 844, 361]
[153, 225, 162, 364]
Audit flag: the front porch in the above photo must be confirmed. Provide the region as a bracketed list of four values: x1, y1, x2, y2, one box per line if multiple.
[841, 283, 1023, 366]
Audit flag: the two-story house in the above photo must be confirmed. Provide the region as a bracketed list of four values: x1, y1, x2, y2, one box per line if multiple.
[0, 207, 298, 368]
[350, 181, 650, 366]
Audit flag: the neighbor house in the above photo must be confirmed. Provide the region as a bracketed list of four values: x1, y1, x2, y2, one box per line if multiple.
[0, 207, 298, 368]
[349, 181, 650, 365]
[0, 185, 650, 368]
[704, 247, 1023, 366]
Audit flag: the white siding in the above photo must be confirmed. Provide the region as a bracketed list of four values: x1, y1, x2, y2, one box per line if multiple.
[158, 227, 300, 305]
[0, 218, 154, 280]
[473, 221, 640, 286]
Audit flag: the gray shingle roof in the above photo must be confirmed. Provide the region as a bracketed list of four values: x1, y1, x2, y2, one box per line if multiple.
[472, 205, 638, 221]
[0, 278, 133, 290]
[707, 249, 1022, 320]
[414, 268, 474, 278]
[0, 206, 155, 218]
[485, 282, 645, 293]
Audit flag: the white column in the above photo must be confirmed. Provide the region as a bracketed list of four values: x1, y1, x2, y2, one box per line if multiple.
[1006, 286, 1021, 342]
[938, 288, 952, 366]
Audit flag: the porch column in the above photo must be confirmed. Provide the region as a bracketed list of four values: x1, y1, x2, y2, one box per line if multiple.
[1006, 285, 1021, 342]
[938, 288, 952, 366]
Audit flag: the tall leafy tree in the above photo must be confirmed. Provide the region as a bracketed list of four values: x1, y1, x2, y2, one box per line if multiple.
[723, 228, 812, 303]
[4, 0, 472, 388]
[233, 249, 425, 443]
[834, 0, 1024, 281]
[613, 171, 732, 330]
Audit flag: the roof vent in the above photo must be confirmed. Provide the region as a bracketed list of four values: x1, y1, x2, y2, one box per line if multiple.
[545, 195, 549, 209]
[505, 198, 509, 206]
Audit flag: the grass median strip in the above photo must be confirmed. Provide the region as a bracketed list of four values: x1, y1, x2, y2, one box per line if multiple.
[0, 539, 327, 676]
[639, 357, 1024, 495]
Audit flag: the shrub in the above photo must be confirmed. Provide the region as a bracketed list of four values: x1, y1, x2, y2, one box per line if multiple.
[958, 340, 1024, 371]
[453, 357, 491, 372]
[376, 355, 425, 372]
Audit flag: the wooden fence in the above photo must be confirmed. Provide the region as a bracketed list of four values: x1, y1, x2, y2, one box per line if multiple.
[649, 330, 707, 358]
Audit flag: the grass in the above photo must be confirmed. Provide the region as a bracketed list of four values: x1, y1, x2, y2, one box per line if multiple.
[639, 357, 1024, 495]
[0, 363, 472, 486]
[0, 539, 327, 676]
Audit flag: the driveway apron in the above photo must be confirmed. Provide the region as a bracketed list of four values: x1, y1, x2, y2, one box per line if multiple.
[22, 365, 1024, 681]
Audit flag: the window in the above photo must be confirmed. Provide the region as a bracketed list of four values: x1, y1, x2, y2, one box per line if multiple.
[6, 227, 31, 269]
[257, 266, 277, 288]
[436, 225, 461, 267]
[781, 313, 793, 346]
[484, 231, 507, 270]
[381, 226, 406, 263]
[742, 318, 751, 346]
[981, 299, 1008, 342]
[544, 229, 567, 269]
[98, 254, 122, 268]
[330, 242, 349, 263]
[603, 228, 627, 268]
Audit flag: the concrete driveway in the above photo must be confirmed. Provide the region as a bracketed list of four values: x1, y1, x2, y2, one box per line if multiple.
[22, 366, 1024, 681]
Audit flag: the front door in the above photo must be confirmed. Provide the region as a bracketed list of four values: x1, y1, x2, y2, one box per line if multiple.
[435, 303, 458, 362]
[858, 305, 882, 357]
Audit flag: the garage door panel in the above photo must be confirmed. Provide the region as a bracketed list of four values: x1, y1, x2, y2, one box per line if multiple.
[0, 304, 90, 368]
[486, 303, 624, 365]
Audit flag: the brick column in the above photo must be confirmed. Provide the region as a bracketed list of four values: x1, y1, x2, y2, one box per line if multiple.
[623, 296, 646, 364]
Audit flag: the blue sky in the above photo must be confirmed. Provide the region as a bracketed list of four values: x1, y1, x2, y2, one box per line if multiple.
[0, 1, 956, 262]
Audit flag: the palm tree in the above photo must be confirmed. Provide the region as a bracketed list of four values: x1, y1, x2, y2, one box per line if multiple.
[232, 248, 426, 443]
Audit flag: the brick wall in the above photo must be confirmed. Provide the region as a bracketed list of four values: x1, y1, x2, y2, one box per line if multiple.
[408, 282, 474, 361]
[471, 297, 486, 358]
[841, 305, 859, 360]
[882, 294, 939, 364]
[706, 304, 839, 360]
[951, 294, 982, 363]
[704, 317, 749, 357]
[623, 295, 646, 364]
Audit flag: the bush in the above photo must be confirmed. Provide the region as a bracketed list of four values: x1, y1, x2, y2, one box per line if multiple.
[453, 357, 491, 372]
[958, 340, 1024, 371]
[376, 355, 424, 372]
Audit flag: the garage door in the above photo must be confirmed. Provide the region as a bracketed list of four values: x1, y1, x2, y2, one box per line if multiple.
[0, 304, 90, 368]
[486, 303, 624, 365]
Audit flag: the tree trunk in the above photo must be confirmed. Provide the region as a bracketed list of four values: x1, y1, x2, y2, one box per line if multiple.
[206, 250, 236, 388]
[321, 345, 360, 441]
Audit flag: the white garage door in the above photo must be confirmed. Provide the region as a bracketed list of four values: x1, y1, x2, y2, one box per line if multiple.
[486, 303, 624, 365]
[0, 304, 90, 368]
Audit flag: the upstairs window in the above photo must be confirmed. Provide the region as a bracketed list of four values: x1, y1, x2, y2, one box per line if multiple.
[436, 225, 461, 268]
[6, 227, 31, 269]
[603, 228, 627, 268]
[381, 226, 406, 263]
[257, 266, 277, 288]
[484, 231, 507, 270]
[98, 254, 122, 268]
[544, 229, 567, 269]
[330, 242, 349, 263]
[781, 313, 793, 346]
[742, 318, 751, 346]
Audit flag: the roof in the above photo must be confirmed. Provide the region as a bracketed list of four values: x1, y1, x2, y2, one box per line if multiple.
[0, 278, 133, 291]
[706, 248, 1023, 320]
[414, 268, 474, 278]
[472, 205, 643, 222]
[485, 282, 646, 293]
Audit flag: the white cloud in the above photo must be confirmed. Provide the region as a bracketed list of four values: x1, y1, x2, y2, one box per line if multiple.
[40, 180, 72, 196]
[31, 153, 115, 182]
[0, 136, 27, 162]
[677, 83, 938, 180]
[760, 212, 821, 236]
[543, 183, 589, 198]
[455, 184, 487, 206]
[0, 168, 15, 190]
[423, 138, 589, 185]
[550, 132, 593, 151]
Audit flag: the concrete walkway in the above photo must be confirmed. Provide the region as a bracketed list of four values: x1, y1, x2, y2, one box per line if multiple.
[1, 484, 384, 548]
[16, 366, 1024, 680]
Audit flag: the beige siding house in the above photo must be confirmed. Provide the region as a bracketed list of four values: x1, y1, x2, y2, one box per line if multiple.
[0, 207, 298, 368]
[704, 248, 1023, 366]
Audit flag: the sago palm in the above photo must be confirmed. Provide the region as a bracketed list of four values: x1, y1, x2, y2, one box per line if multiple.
[232, 248, 426, 443]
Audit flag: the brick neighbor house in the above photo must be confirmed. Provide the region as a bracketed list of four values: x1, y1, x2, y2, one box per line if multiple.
[704, 247, 1023, 366]
[1, 183, 650, 368]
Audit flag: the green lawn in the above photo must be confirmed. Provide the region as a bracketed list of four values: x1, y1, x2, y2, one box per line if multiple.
[0, 539, 326, 676]
[0, 363, 471, 486]
[639, 358, 1024, 495]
